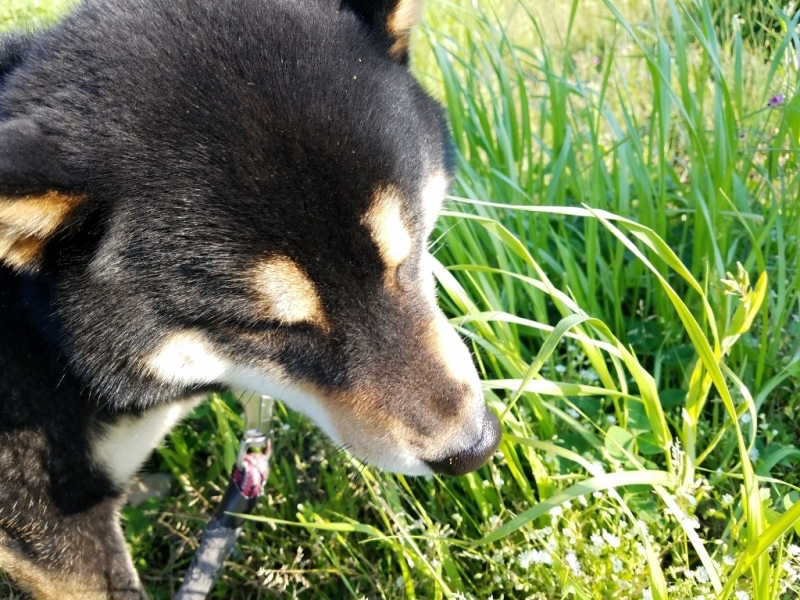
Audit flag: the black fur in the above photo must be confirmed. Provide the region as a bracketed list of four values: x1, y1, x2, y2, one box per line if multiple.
[0, 0, 498, 597]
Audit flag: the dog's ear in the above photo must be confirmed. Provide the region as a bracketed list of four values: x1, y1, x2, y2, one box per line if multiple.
[0, 118, 84, 270]
[340, 0, 425, 62]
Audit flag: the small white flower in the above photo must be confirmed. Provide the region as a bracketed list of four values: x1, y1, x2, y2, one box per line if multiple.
[611, 556, 623, 573]
[721, 493, 734, 507]
[281, 422, 291, 431]
[605, 414, 617, 425]
[555, 364, 567, 374]
[578, 495, 588, 507]
[590, 533, 605, 554]
[643, 590, 653, 600]
[566, 408, 580, 419]
[518, 549, 553, 569]
[723, 555, 736, 566]
[565, 552, 582, 575]
[748, 447, 760, 461]
[740, 413, 752, 424]
[451, 512, 463, 524]
[488, 515, 502, 529]
[602, 530, 621, 549]
[580, 368, 600, 382]
[682, 517, 700, 530]
[787, 544, 800, 557]
[549, 506, 563, 518]
[493, 474, 505, 487]
[735, 592, 750, 600]
[395, 576, 404, 589]
[695, 566, 710, 583]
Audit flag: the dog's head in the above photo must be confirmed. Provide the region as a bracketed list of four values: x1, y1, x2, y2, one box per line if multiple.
[0, 0, 500, 475]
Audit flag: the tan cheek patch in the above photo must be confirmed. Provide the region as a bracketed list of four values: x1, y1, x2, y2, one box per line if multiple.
[253, 256, 328, 327]
[0, 191, 85, 269]
[387, 0, 424, 59]
[318, 385, 432, 471]
[145, 331, 229, 386]
[361, 186, 412, 270]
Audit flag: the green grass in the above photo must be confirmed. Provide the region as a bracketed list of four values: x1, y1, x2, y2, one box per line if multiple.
[4, 0, 800, 598]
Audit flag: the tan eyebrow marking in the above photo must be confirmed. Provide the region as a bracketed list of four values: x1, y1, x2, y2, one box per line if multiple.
[361, 185, 412, 269]
[253, 255, 328, 327]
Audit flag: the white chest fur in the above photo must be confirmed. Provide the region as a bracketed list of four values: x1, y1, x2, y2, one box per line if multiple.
[92, 397, 202, 488]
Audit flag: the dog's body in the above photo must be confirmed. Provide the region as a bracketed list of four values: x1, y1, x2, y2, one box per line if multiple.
[0, 0, 500, 597]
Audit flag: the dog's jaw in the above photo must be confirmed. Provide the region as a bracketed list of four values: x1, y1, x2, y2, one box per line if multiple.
[225, 365, 438, 476]
[145, 330, 437, 475]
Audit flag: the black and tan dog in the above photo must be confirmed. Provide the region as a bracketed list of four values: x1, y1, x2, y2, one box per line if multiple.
[0, 0, 501, 597]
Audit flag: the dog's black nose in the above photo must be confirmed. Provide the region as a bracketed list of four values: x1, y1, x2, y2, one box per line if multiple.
[425, 407, 502, 476]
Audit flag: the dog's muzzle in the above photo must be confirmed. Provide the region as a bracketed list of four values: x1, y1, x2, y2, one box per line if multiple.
[425, 406, 502, 476]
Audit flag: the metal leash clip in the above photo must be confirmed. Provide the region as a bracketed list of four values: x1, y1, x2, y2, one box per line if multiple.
[212, 393, 274, 529]
[236, 394, 274, 468]
[175, 393, 276, 600]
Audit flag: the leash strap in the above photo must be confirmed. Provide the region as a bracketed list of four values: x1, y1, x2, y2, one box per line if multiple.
[174, 396, 273, 600]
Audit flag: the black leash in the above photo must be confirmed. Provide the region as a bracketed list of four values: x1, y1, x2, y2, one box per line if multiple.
[174, 396, 274, 600]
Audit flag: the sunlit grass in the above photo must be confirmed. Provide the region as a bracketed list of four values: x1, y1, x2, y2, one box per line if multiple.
[3, 0, 800, 598]
[0, 0, 76, 31]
